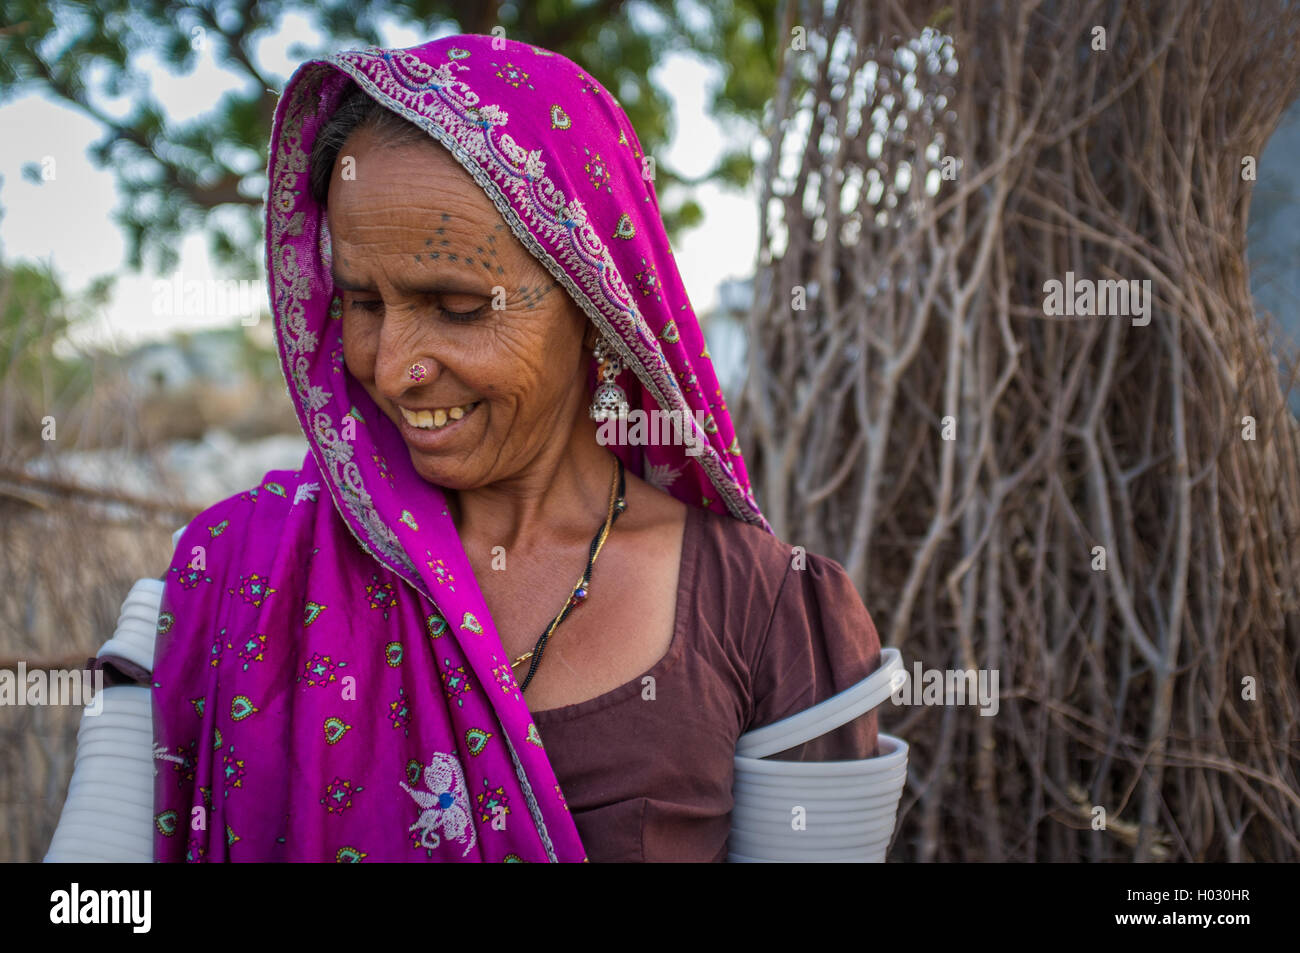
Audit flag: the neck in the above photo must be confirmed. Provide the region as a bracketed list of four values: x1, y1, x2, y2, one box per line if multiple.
[447, 412, 618, 556]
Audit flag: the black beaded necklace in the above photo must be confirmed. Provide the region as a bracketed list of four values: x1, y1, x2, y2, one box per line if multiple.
[511, 456, 627, 692]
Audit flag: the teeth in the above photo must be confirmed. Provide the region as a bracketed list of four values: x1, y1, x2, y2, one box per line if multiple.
[400, 402, 476, 430]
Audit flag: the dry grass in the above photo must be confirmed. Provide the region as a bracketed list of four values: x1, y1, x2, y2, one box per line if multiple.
[0, 502, 182, 862]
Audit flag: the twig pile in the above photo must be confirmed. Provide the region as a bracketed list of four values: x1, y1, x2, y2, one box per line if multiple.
[739, 0, 1300, 860]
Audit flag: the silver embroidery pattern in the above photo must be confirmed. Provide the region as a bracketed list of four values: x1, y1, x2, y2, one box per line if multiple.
[268, 66, 413, 576]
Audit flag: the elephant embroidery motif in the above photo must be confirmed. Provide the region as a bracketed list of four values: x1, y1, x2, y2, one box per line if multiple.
[400, 752, 477, 856]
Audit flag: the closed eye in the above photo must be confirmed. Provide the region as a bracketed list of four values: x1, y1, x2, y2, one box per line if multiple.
[344, 296, 486, 321]
[440, 305, 486, 323]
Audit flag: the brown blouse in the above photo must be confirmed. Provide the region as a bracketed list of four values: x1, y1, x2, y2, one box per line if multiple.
[96, 502, 882, 863]
[532, 503, 882, 862]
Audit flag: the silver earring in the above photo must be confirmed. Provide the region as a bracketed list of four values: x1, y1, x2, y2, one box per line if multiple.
[589, 337, 630, 421]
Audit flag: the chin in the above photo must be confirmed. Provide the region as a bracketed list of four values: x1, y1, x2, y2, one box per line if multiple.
[407, 453, 477, 491]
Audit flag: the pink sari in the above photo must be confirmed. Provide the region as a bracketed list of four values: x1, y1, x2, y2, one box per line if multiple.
[152, 34, 766, 862]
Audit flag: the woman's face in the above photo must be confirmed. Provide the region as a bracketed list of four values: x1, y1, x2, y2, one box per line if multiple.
[328, 125, 592, 489]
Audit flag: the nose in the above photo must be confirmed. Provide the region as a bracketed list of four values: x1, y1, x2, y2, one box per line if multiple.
[373, 312, 440, 398]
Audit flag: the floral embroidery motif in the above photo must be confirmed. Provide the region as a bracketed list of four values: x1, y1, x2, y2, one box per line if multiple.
[221, 744, 245, 795]
[493, 60, 533, 89]
[584, 148, 610, 190]
[427, 553, 456, 590]
[476, 780, 511, 825]
[442, 660, 471, 706]
[384, 641, 403, 666]
[492, 661, 514, 694]
[321, 777, 363, 814]
[365, 572, 397, 619]
[230, 695, 257, 721]
[389, 686, 410, 735]
[461, 611, 483, 634]
[371, 451, 394, 484]
[171, 564, 212, 590]
[230, 572, 276, 608]
[336, 846, 367, 862]
[165, 740, 196, 786]
[400, 752, 477, 856]
[635, 258, 661, 300]
[301, 652, 347, 688]
[613, 212, 635, 239]
[426, 612, 447, 638]
[302, 601, 326, 626]
[549, 104, 570, 129]
[208, 630, 225, 668]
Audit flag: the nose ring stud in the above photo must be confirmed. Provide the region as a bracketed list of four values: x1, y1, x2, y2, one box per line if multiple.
[407, 363, 428, 383]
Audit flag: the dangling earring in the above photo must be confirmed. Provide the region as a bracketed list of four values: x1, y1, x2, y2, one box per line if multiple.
[589, 336, 630, 421]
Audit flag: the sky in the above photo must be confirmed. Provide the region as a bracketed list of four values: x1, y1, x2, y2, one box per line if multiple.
[0, 12, 761, 353]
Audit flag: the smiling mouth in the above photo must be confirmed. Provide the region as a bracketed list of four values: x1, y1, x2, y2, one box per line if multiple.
[398, 401, 482, 430]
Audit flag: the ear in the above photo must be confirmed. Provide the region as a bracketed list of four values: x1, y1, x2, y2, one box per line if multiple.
[581, 322, 600, 352]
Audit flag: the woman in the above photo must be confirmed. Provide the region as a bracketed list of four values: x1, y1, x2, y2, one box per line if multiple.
[136, 34, 881, 862]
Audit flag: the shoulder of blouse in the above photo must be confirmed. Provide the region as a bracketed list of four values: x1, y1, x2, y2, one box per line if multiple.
[710, 515, 880, 735]
[688, 504, 869, 661]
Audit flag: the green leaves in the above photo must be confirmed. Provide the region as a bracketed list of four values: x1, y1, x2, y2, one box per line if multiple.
[0, 0, 777, 271]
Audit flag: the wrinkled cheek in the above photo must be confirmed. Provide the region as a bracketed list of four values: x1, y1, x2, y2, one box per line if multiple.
[341, 320, 379, 383]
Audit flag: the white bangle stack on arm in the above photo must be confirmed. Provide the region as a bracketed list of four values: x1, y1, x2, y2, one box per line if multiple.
[43, 527, 186, 863]
[728, 646, 908, 862]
